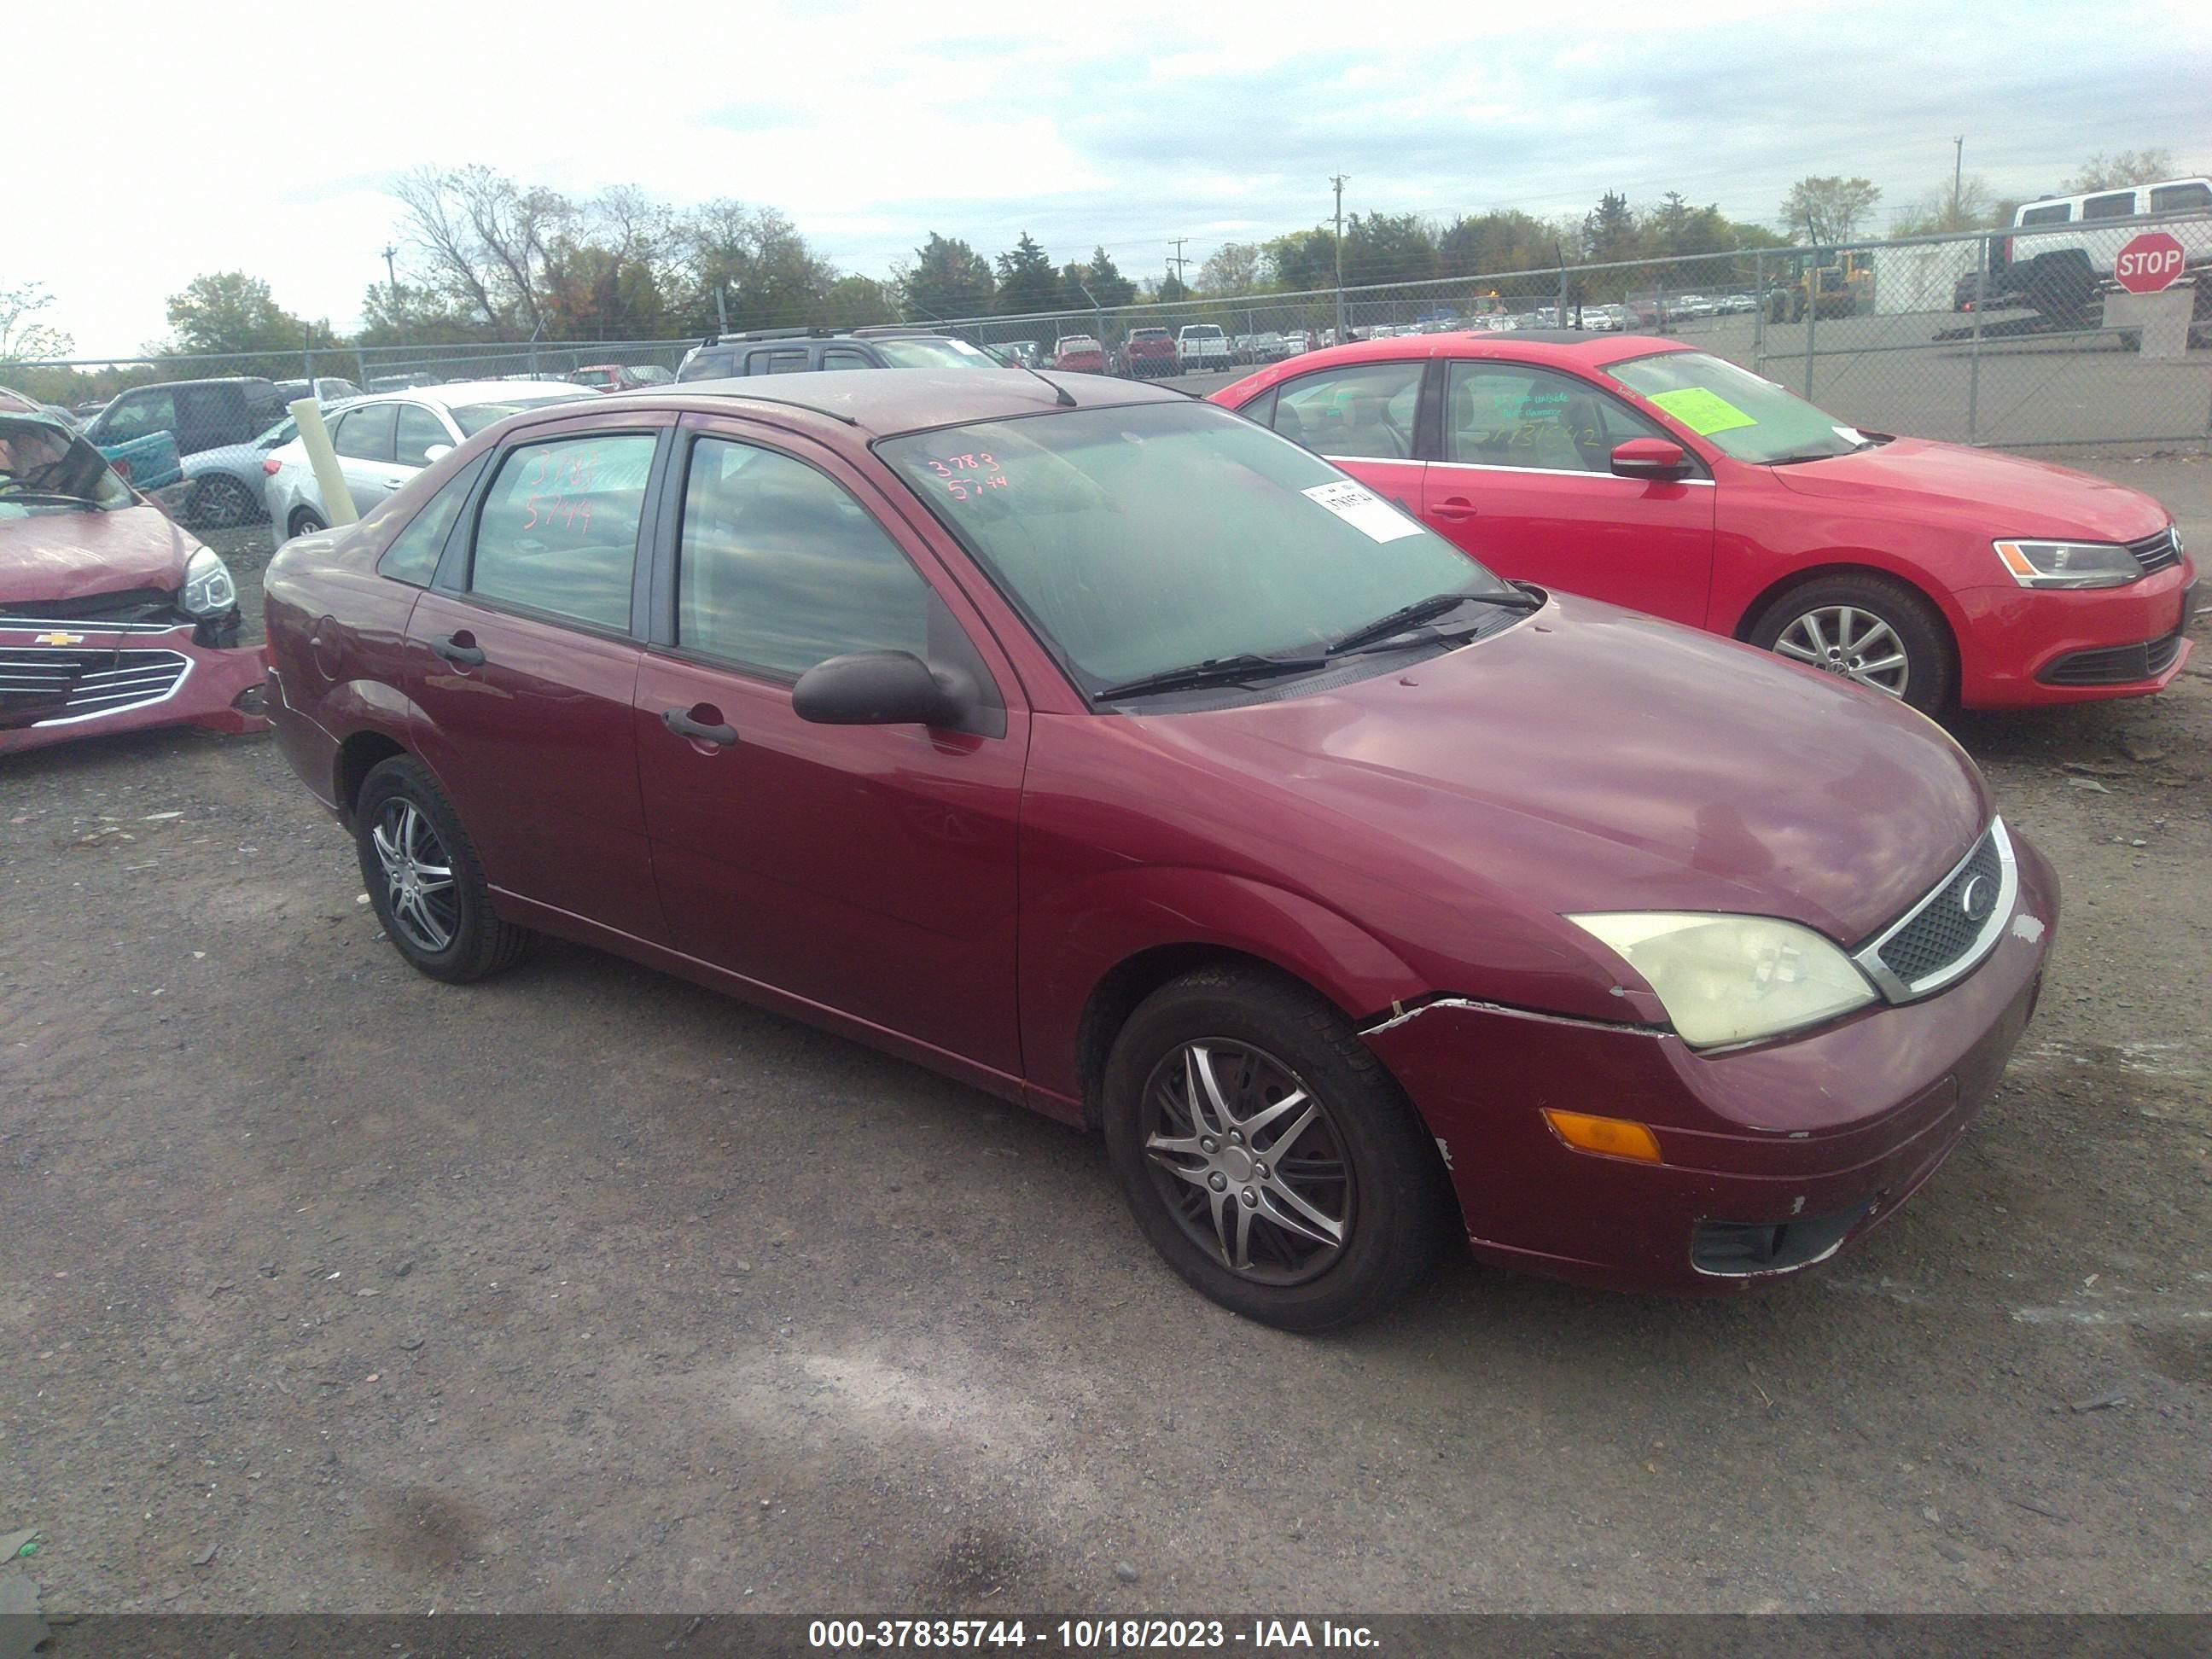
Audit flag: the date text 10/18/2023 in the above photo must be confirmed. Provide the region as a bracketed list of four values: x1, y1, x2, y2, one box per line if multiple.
[806, 1619, 1382, 1650]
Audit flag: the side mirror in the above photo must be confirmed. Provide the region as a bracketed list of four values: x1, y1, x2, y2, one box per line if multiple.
[1610, 438, 1693, 481]
[422, 444, 452, 464]
[792, 650, 968, 728]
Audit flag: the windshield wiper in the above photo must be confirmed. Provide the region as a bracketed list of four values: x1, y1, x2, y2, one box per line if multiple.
[1764, 448, 1853, 466]
[1094, 650, 1330, 701]
[0, 489, 99, 508]
[1322, 587, 1539, 656]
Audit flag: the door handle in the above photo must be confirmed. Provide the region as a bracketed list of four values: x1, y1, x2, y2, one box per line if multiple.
[430, 634, 485, 667]
[1429, 497, 1479, 521]
[661, 707, 739, 748]
[382, 478, 405, 490]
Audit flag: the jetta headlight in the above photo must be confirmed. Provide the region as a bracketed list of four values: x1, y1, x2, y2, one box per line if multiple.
[1567, 912, 1877, 1049]
[179, 546, 237, 616]
[1993, 538, 2139, 590]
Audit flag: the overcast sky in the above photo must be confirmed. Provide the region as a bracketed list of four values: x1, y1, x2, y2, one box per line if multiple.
[17, 0, 2210, 355]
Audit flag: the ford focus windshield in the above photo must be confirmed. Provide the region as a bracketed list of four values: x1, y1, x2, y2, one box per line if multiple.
[1609, 350, 1879, 464]
[876, 402, 1522, 694]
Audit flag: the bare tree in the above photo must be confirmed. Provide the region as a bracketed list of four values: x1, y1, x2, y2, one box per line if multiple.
[390, 166, 573, 332]
[1779, 176, 1882, 244]
[0, 282, 73, 362]
[1893, 175, 1995, 235]
[2064, 148, 2176, 193]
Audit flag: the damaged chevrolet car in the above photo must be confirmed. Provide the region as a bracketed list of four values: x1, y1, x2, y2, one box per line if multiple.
[2, 405, 268, 754]
[260, 370, 2057, 1330]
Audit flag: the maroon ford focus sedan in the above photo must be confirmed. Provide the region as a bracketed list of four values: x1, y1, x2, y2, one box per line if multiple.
[261, 368, 2057, 1330]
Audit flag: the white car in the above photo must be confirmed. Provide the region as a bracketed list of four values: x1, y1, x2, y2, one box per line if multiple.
[263, 381, 591, 539]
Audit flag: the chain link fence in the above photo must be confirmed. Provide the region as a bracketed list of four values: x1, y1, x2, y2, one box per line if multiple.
[7, 214, 2206, 450]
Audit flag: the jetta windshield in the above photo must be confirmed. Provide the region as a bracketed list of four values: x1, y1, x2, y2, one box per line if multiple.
[1609, 350, 1876, 464]
[0, 417, 135, 515]
[877, 402, 1518, 693]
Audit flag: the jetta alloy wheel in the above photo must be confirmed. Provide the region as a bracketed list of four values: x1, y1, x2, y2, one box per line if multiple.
[1772, 604, 1911, 698]
[370, 798, 459, 954]
[1140, 1039, 1354, 1284]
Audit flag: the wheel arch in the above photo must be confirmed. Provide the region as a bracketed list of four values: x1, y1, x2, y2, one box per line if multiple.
[335, 728, 410, 827]
[1074, 943, 1330, 1132]
[1732, 557, 1965, 655]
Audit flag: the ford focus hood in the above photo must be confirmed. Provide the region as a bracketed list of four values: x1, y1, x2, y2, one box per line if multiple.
[1, 504, 195, 603]
[1135, 593, 1991, 949]
[1769, 436, 2169, 541]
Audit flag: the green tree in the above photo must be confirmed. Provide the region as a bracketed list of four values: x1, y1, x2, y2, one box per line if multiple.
[1780, 176, 1882, 244]
[1196, 242, 1260, 295]
[163, 272, 308, 356]
[1155, 270, 1192, 304]
[0, 283, 73, 363]
[1437, 211, 1556, 278]
[1580, 191, 1638, 262]
[1083, 247, 1137, 308]
[1342, 212, 1437, 286]
[1262, 227, 1339, 293]
[901, 234, 995, 322]
[993, 234, 1059, 315]
[2064, 148, 2174, 193]
[819, 276, 899, 329]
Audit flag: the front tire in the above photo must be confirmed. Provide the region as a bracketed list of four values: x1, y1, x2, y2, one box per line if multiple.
[1103, 965, 1451, 1331]
[354, 755, 533, 983]
[1750, 573, 1954, 713]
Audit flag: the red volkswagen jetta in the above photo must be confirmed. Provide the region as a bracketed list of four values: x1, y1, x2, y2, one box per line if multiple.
[1212, 333, 2195, 713]
[261, 369, 2056, 1329]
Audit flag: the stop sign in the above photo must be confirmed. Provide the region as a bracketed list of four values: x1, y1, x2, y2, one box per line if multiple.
[2115, 231, 2186, 294]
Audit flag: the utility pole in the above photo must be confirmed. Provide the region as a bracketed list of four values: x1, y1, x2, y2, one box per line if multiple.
[1330, 174, 1348, 341]
[1952, 136, 1965, 224]
[381, 244, 405, 346]
[1167, 238, 1190, 287]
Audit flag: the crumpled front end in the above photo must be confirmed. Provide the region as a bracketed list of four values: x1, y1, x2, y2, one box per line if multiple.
[1, 602, 270, 754]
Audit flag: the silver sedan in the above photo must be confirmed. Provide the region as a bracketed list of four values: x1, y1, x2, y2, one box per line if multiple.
[264, 381, 590, 539]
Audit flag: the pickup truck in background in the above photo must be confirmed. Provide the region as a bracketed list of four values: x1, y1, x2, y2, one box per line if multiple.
[1177, 324, 1231, 370]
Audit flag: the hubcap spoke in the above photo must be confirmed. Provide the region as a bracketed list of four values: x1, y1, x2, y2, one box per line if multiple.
[1259, 1173, 1346, 1245]
[1185, 1045, 1232, 1136]
[1799, 612, 1828, 655]
[1773, 639, 1822, 664]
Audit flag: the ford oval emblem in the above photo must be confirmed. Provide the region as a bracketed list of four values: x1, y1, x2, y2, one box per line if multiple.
[1959, 874, 1995, 923]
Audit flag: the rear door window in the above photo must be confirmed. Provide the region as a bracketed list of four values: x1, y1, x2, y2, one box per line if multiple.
[334, 404, 397, 463]
[748, 349, 812, 375]
[821, 349, 872, 371]
[2018, 202, 2071, 225]
[2082, 191, 2139, 220]
[467, 433, 658, 632]
[378, 454, 490, 587]
[1269, 362, 1423, 459]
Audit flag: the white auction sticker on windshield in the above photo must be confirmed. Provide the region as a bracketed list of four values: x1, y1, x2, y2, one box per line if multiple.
[1301, 480, 1425, 543]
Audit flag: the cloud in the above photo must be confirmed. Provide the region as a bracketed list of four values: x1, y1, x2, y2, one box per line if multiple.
[12, 0, 2209, 349]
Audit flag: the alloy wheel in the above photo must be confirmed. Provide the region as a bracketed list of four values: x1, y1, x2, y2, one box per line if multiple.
[1140, 1039, 1354, 1284]
[370, 798, 459, 954]
[1773, 604, 1910, 698]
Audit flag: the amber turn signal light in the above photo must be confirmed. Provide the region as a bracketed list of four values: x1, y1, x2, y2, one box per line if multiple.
[1542, 1109, 1662, 1163]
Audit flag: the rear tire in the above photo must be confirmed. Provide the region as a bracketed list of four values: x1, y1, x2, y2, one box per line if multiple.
[288, 508, 328, 538]
[189, 474, 255, 528]
[354, 755, 533, 984]
[1103, 965, 1451, 1331]
[1750, 573, 1955, 713]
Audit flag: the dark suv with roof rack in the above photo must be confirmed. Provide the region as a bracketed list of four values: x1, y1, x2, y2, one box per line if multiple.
[676, 327, 1002, 382]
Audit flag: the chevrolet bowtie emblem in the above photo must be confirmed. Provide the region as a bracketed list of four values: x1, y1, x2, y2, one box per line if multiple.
[33, 631, 85, 646]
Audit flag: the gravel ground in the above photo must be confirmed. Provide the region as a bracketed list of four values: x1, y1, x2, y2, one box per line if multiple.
[2, 459, 2209, 1616]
